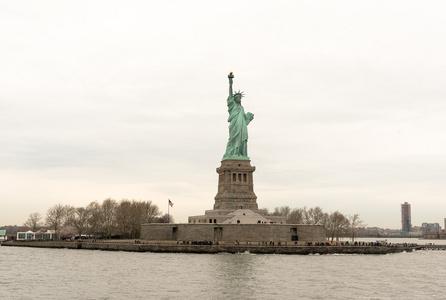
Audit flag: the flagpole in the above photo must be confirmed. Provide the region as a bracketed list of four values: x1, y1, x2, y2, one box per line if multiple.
[167, 199, 170, 224]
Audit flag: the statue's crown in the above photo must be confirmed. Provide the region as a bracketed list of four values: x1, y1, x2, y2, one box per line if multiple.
[234, 90, 244, 98]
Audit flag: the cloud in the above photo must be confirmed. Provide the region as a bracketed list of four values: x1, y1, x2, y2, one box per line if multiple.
[1, 1, 446, 228]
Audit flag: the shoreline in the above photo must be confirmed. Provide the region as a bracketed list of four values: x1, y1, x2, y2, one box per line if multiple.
[1, 241, 421, 255]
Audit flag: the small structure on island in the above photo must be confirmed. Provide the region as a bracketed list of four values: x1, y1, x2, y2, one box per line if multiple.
[16, 230, 55, 241]
[141, 73, 325, 243]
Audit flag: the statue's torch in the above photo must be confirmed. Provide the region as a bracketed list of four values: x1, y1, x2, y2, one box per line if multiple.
[228, 71, 234, 79]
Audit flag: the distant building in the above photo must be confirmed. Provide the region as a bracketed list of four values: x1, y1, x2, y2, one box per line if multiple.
[424, 231, 446, 239]
[421, 222, 440, 233]
[401, 202, 411, 232]
[17, 231, 35, 240]
[16, 230, 55, 241]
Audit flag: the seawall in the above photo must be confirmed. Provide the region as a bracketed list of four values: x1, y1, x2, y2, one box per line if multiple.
[1, 241, 419, 255]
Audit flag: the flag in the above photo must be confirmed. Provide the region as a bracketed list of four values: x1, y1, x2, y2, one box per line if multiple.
[168, 199, 174, 207]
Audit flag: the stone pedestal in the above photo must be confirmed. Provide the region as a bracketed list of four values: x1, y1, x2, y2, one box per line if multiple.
[213, 159, 258, 210]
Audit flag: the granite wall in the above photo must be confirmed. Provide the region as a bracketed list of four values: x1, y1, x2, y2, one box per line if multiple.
[2, 241, 418, 254]
[140, 223, 326, 243]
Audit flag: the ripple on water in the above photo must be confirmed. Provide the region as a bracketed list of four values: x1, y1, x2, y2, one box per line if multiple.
[1, 246, 445, 300]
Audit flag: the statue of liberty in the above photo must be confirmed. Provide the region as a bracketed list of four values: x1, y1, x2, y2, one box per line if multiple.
[222, 72, 254, 161]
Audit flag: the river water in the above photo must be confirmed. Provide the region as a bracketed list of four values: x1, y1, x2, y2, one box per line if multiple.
[1, 238, 445, 300]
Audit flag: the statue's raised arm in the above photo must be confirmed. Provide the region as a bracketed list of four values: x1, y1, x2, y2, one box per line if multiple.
[222, 72, 254, 161]
[228, 71, 234, 97]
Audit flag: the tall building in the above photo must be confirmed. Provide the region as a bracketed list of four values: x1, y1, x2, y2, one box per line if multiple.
[401, 202, 411, 232]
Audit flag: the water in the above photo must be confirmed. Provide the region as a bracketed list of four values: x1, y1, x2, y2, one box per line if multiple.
[1, 238, 445, 300]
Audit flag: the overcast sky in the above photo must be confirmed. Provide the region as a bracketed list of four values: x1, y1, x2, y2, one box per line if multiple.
[1, 1, 445, 229]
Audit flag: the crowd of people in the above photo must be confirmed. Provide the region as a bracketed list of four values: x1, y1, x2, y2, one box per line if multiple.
[175, 240, 418, 247]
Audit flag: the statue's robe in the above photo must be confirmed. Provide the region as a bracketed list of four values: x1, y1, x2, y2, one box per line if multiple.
[223, 95, 252, 160]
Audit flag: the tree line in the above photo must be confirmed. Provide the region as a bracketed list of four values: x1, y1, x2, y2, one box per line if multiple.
[266, 206, 365, 241]
[23, 198, 171, 239]
[23, 201, 364, 241]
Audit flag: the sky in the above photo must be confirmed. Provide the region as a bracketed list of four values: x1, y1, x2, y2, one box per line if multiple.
[1, 1, 445, 229]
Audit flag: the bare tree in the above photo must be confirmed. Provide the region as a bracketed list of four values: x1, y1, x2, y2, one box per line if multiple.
[128, 200, 161, 239]
[86, 201, 102, 237]
[115, 199, 133, 238]
[67, 206, 90, 237]
[45, 204, 67, 238]
[31, 198, 162, 240]
[348, 214, 365, 242]
[287, 208, 305, 224]
[24, 212, 42, 231]
[140, 200, 161, 224]
[101, 198, 117, 239]
[260, 207, 270, 215]
[270, 206, 329, 225]
[154, 213, 174, 223]
[272, 206, 291, 218]
[129, 201, 142, 238]
[326, 211, 349, 241]
[304, 207, 327, 225]
[64, 205, 76, 225]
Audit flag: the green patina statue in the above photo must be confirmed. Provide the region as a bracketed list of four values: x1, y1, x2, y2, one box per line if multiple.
[222, 72, 254, 161]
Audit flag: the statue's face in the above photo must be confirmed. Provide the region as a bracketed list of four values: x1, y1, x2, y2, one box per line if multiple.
[235, 95, 241, 103]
